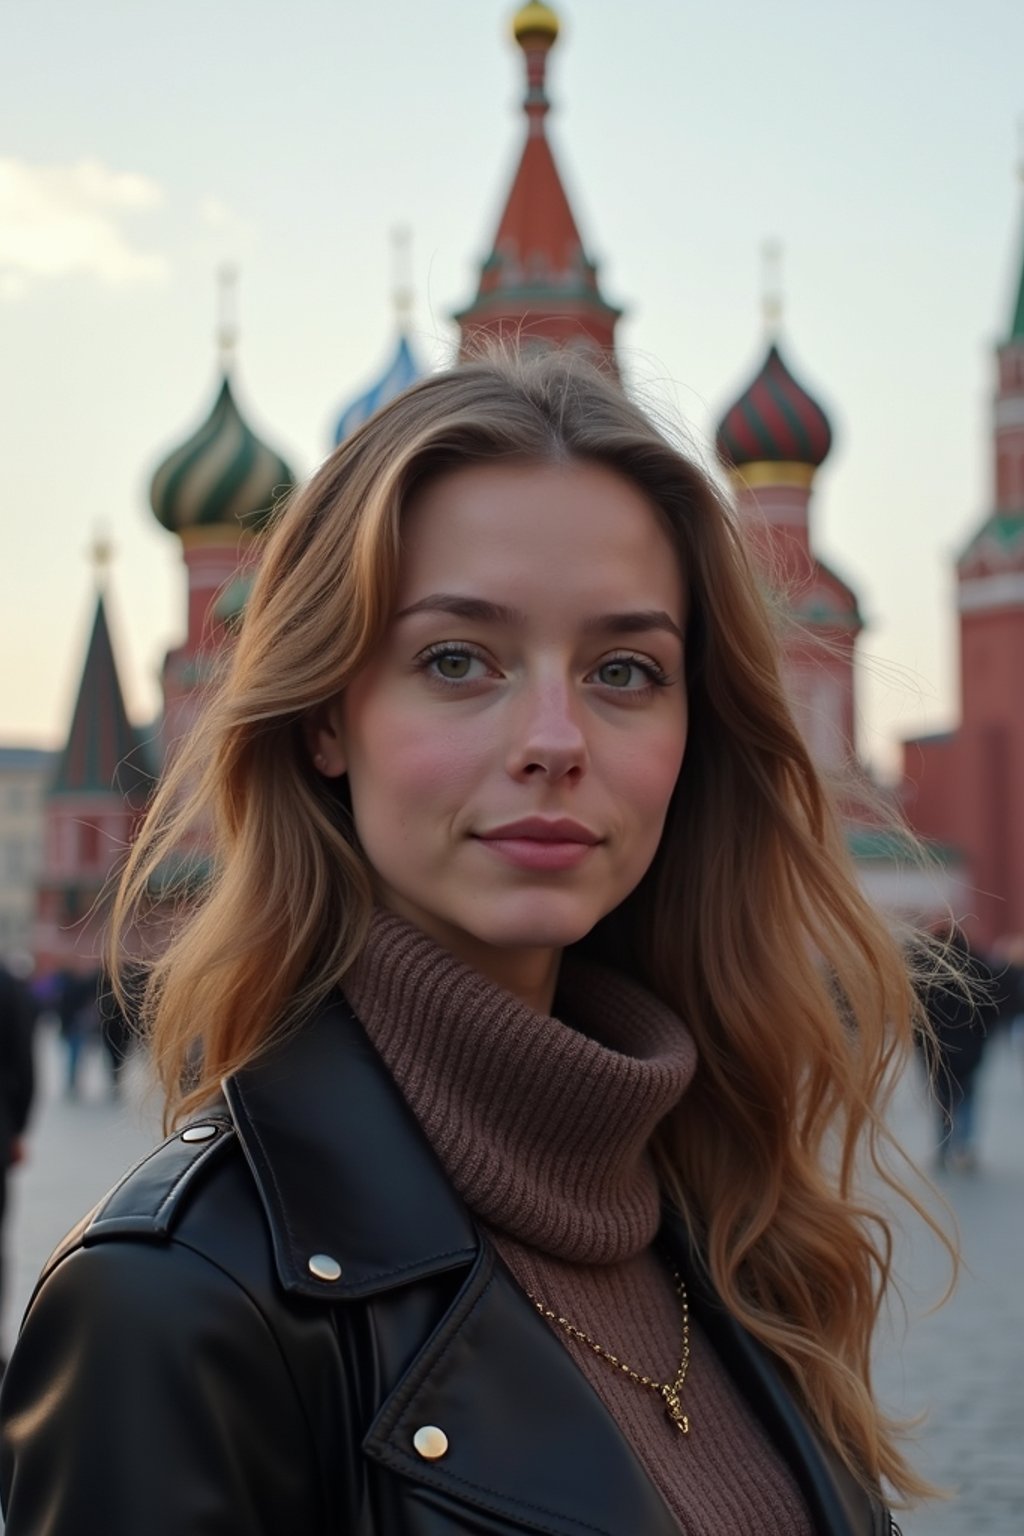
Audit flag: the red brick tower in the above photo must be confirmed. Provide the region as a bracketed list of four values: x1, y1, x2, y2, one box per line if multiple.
[454, 2, 622, 364]
[716, 304, 862, 771]
[902, 186, 1024, 943]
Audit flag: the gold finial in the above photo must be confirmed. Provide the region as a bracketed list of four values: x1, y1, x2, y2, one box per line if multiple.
[89, 526, 114, 588]
[217, 263, 239, 370]
[513, 2, 560, 48]
[513, 2, 558, 122]
[391, 225, 413, 326]
[762, 239, 783, 335]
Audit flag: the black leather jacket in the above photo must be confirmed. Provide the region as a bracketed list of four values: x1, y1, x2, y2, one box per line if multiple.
[0, 996, 895, 1535]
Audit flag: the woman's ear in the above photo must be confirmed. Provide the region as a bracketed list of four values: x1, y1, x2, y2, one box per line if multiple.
[304, 699, 347, 778]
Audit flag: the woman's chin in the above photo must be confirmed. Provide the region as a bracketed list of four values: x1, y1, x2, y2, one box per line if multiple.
[377, 884, 613, 963]
[453, 896, 604, 955]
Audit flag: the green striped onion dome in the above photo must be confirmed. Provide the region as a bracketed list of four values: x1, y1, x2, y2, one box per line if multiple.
[716, 342, 832, 470]
[150, 374, 296, 536]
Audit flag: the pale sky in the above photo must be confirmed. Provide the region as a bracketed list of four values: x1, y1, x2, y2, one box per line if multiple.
[2, 0, 1022, 776]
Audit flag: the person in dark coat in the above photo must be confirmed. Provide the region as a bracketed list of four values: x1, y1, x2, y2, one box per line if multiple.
[53, 967, 99, 1099]
[0, 966, 35, 1368]
[919, 925, 999, 1171]
[98, 968, 143, 1095]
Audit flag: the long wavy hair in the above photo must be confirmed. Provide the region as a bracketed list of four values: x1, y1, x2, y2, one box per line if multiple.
[113, 350, 948, 1504]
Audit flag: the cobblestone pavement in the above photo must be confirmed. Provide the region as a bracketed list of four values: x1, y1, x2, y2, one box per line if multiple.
[3, 1020, 1023, 1533]
[870, 1028, 1024, 1535]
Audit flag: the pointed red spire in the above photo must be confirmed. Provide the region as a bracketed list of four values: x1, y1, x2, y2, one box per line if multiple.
[34, 561, 153, 975]
[50, 591, 150, 803]
[455, 4, 621, 364]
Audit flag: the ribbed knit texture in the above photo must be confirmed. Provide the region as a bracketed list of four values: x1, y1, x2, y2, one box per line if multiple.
[345, 910, 814, 1536]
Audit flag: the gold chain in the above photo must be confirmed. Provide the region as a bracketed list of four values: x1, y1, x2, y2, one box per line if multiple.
[526, 1269, 692, 1434]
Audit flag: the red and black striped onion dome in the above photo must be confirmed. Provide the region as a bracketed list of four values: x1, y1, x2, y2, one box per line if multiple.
[715, 342, 832, 470]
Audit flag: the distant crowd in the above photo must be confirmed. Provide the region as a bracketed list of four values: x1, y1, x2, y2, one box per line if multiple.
[0, 937, 1023, 1155]
[2, 931, 1023, 1176]
[28, 966, 139, 1101]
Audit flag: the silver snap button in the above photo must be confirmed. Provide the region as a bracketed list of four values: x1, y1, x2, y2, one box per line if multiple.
[180, 1124, 218, 1143]
[413, 1425, 449, 1461]
[308, 1253, 342, 1282]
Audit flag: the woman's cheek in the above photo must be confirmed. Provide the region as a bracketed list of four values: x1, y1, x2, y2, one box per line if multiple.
[617, 728, 686, 816]
[353, 709, 489, 835]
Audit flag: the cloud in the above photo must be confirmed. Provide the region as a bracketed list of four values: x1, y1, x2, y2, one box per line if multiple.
[0, 156, 169, 292]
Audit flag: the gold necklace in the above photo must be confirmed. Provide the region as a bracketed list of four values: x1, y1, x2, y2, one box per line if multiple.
[527, 1269, 692, 1434]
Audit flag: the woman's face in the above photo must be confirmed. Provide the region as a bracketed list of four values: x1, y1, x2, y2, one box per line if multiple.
[311, 457, 688, 1000]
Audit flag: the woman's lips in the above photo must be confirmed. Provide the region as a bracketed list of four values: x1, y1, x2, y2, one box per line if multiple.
[475, 836, 597, 872]
[473, 820, 600, 872]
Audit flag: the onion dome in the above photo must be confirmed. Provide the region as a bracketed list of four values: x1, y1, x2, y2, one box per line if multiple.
[513, 2, 560, 46]
[149, 372, 296, 538]
[716, 342, 833, 473]
[333, 333, 422, 445]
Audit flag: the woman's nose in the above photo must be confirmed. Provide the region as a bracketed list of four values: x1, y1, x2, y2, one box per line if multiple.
[505, 680, 589, 781]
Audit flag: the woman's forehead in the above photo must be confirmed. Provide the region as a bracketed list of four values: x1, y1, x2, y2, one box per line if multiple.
[397, 458, 684, 613]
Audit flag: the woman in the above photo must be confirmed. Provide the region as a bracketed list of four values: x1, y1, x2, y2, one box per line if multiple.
[0, 353, 934, 1534]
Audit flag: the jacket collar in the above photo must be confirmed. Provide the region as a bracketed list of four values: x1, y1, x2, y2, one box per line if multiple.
[223, 992, 478, 1299]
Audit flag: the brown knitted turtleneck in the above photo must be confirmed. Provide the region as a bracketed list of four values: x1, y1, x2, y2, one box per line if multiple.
[345, 910, 813, 1536]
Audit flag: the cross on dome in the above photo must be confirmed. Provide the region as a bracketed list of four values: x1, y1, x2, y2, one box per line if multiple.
[761, 239, 783, 336]
[217, 264, 239, 372]
[89, 528, 114, 585]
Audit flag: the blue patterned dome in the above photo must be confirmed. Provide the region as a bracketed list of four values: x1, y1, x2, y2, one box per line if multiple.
[333, 332, 422, 446]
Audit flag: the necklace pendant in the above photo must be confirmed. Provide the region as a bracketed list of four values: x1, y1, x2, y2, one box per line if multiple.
[661, 1387, 690, 1434]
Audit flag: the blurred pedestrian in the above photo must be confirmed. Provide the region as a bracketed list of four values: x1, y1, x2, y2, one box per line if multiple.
[0, 965, 36, 1372]
[991, 934, 1024, 1079]
[55, 969, 100, 1099]
[98, 967, 143, 1097]
[919, 924, 999, 1172]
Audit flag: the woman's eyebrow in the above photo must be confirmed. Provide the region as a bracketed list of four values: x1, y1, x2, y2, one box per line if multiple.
[395, 594, 524, 625]
[582, 610, 684, 643]
[395, 594, 683, 642]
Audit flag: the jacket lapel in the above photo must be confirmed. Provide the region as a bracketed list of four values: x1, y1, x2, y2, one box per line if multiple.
[363, 1241, 682, 1536]
[224, 995, 478, 1298]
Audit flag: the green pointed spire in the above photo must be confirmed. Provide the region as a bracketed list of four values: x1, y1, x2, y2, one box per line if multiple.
[1009, 136, 1024, 340]
[1011, 234, 1024, 340]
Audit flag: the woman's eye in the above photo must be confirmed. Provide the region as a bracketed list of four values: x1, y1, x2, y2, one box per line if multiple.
[595, 659, 651, 689]
[424, 649, 488, 682]
[436, 653, 473, 680]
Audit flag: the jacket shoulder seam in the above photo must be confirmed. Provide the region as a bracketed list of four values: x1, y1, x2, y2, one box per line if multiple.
[83, 1116, 236, 1243]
